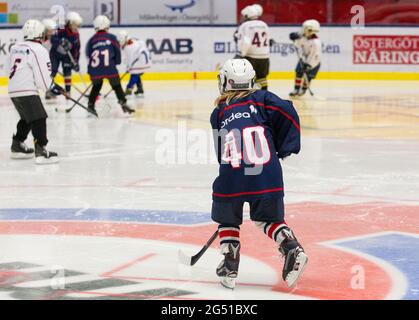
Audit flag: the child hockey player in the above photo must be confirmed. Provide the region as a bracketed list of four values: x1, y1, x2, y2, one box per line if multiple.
[8, 19, 62, 164]
[289, 19, 322, 97]
[85, 15, 134, 116]
[210, 59, 307, 289]
[236, 4, 270, 90]
[233, 4, 263, 57]
[46, 11, 82, 99]
[117, 30, 151, 97]
[41, 18, 56, 51]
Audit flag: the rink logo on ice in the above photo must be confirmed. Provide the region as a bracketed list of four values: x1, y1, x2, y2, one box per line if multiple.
[322, 231, 419, 300]
[0, 260, 197, 300]
[353, 35, 419, 65]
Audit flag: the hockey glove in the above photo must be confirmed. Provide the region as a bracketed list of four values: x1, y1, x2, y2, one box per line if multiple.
[302, 63, 312, 73]
[289, 32, 302, 41]
[50, 83, 64, 96]
[60, 38, 72, 52]
[72, 62, 80, 72]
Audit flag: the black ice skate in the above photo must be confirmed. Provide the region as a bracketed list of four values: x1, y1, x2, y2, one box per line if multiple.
[216, 243, 240, 289]
[35, 143, 59, 165]
[87, 103, 98, 118]
[45, 90, 57, 100]
[279, 229, 308, 288]
[125, 88, 133, 96]
[120, 101, 135, 114]
[134, 88, 144, 97]
[289, 89, 301, 97]
[299, 88, 307, 96]
[11, 138, 34, 159]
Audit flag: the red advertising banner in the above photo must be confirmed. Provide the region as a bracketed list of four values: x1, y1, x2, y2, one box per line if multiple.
[353, 35, 419, 65]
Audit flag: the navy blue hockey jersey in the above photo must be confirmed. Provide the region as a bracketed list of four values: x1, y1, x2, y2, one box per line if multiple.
[85, 31, 121, 79]
[210, 90, 301, 201]
[50, 27, 80, 62]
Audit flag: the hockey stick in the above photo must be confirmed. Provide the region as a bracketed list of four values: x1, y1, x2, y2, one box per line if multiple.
[61, 84, 95, 116]
[58, 71, 89, 98]
[178, 229, 219, 266]
[60, 89, 98, 117]
[103, 71, 130, 99]
[294, 48, 315, 96]
[292, 45, 326, 101]
[102, 57, 141, 99]
[65, 83, 93, 113]
[67, 51, 88, 89]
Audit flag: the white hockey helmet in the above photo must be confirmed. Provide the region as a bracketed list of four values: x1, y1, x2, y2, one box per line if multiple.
[218, 59, 256, 94]
[66, 11, 83, 26]
[93, 15, 110, 31]
[302, 19, 320, 35]
[117, 30, 129, 46]
[42, 18, 57, 31]
[252, 4, 263, 18]
[240, 5, 259, 21]
[23, 19, 45, 41]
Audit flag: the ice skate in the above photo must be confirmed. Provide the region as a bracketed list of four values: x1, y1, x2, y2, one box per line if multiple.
[279, 229, 308, 288]
[134, 88, 144, 97]
[87, 103, 99, 118]
[299, 88, 307, 96]
[216, 243, 240, 289]
[125, 88, 133, 96]
[289, 89, 301, 97]
[45, 90, 57, 100]
[282, 245, 308, 288]
[11, 138, 34, 159]
[120, 101, 135, 114]
[35, 143, 59, 165]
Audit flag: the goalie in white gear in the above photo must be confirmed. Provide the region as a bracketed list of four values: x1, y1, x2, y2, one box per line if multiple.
[117, 30, 151, 96]
[211, 59, 308, 289]
[8, 19, 62, 164]
[289, 19, 322, 97]
[235, 4, 270, 90]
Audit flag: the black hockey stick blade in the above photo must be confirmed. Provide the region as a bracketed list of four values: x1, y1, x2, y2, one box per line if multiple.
[66, 83, 93, 113]
[61, 91, 98, 117]
[178, 229, 219, 266]
[58, 72, 89, 97]
[103, 57, 140, 99]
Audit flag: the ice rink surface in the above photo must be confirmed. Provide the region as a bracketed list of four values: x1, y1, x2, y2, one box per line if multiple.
[0, 79, 418, 300]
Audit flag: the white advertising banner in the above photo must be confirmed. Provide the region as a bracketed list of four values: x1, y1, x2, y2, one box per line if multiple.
[0, 26, 418, 78]
[120, 0, 237, 25]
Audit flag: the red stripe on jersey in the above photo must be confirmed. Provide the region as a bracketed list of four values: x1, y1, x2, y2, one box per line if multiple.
[92, 37, 120, 49]
[90, 73, 120, 80]
[218, 99, 300, 131]
[264, 105, 300, 131]
[20, 44, 49, 91]
[218, 100, 264, 118]
[213, 187, 284, 198]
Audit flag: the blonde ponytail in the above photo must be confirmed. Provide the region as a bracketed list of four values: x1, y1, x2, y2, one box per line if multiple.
[214, 89, 257, 107]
